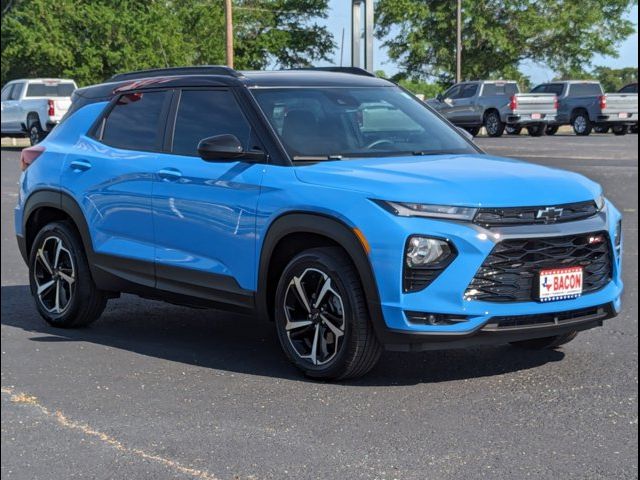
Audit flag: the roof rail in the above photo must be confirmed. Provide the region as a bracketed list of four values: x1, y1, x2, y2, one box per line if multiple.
[108, 66, 243, 82]
[289, 67, 377, 78]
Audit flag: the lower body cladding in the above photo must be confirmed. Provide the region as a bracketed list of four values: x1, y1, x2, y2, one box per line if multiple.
[368, 204, 624, 352]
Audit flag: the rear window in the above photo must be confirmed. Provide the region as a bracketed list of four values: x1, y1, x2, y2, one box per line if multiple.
[26, 82, 76, 97]
[100, 91, 170, 151]
[481, 83, 518, 97]
[619, 83, 638, 94]
[568, 83, 603, 97]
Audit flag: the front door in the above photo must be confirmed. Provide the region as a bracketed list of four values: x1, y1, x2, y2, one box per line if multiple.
[152, 88, 265, 306]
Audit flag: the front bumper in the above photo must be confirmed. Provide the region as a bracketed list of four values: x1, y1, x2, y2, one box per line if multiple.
[364, 201, 624, 350]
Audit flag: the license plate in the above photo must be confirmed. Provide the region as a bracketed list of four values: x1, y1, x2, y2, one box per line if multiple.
[619, 112, 629, 119]
[538, 267, 583, 302]
[531, 113, 542, 120]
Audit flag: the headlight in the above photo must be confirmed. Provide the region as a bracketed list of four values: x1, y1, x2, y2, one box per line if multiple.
[406, 237, 451, 267]
[377, 200, 478, 221]
[596, 194, 606, 211]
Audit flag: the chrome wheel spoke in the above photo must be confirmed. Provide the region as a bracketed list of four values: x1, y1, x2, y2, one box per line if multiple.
[33, 235, 76, 315]
[286, 320, 313, 331]
[53, 239, 63, 269]
[58, 270, 75, 286]
[292, 276, 311, 313]
[313, 276, 332, 309]
[308, 324, 320, 365]
[321, 314, 344, 339]
[36, 248, 53, 274]
[54, 280, 62, 313]
[36, 279, 56, 296]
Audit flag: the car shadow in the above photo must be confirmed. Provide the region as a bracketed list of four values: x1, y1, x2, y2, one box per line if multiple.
[1, 285, 564, 386]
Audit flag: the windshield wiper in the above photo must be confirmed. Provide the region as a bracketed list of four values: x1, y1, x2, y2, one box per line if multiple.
[292, 155, 343, 162]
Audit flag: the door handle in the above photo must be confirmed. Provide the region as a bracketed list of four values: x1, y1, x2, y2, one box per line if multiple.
[157, 168, 183, 181]
[70, 159, 92, 171]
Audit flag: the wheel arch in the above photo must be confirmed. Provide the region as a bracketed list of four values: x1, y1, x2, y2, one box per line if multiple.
[257, 212, 387, 340]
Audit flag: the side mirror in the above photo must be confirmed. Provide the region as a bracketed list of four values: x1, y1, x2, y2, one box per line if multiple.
[436, 93, 444, 102]
[197, 134, 266, 162]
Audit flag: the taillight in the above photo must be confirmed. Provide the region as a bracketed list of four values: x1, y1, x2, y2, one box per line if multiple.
[554, 95, 559, 110]
[47, 99, 55, 116]
[20, 145, 45, 171]
[509, 95, 518, 111]
[599, 95, 607, 110]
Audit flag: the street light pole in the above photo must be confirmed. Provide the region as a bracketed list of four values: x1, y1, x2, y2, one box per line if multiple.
[225, 0, 234, 68]
[456, 0, 462, 83]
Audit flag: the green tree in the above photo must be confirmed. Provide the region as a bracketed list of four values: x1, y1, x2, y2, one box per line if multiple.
[375, 0, 637, 85]
[592, 66, 638, 91]
[1, 0, 334, 86]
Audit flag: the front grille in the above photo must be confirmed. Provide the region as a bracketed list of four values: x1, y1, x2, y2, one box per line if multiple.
[465, 232, 612, 303]
[474, 201, 598, 227]
[482, 305, 609, 331]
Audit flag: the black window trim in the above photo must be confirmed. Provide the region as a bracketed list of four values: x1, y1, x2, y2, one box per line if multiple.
[88, 87, 174, 154]
[165, 86, 273, 164]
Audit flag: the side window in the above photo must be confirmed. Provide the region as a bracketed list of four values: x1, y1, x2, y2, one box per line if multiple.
[101, 90, 170, 151]
[8, 83, 22, 100]
[1, 84, 13, 101]
[172, 89, 252, 157]
[530, 85, 547, 93]
[546, 84, 565, 96]
[568, 83, 603, 97]
[459, 84, 478, 99]
[444, 85, 462, 100]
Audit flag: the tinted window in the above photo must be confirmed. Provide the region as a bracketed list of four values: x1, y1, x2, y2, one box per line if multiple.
[619, 83, 638, 93]
[569, 83, 603, 97]
[26, 82, 75, 97]
[530, 84, 547, 93]
[101, 91, 169, 151]
[546, 84, 565, 96]
[444, 85, 462, 99]
[172, 90, 252, 157]
[482, 83, 518, 96]
[459, 84, 478, 98]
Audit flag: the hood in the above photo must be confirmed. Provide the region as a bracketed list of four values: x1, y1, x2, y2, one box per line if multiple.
[294, 154, 601, 208]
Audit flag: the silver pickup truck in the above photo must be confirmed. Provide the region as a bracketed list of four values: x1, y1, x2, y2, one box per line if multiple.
[426, 80, 557, 137]
[531, 80, 638, 136]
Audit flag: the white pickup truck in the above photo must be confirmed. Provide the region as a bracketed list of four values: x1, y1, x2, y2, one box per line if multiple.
[1, 78, 77, 145]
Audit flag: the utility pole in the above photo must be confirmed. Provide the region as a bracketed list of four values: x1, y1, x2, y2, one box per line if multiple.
[225, 0, 234, 68]
[351, 0, 374, 72]
[456, 0, 462, 83]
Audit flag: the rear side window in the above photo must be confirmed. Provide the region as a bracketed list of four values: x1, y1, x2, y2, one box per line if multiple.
[569, 83, 603, 97]
[481, 83, 518, 96]
[8, 83, 23, 100]
[546, 84, 565, 96]
[101, 91, 170, 151]
[1, 84, 13, 101]
[26, 82, 75, 97]
[172, 89, 252, 157]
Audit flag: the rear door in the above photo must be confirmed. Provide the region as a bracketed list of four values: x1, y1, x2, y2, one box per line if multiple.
[60, 89, 172, 287]
[151, 88, 265, 304]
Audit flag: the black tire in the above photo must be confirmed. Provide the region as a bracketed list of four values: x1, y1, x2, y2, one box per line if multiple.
[274, 247, 382, 380]
[505, 125, 522, 135]
[510, 331, 578, 350]
[630, 124, 638, 134]
[594, 126, 610, 134]
[484, 110, 505, 137]
[527, 124, 546, 137]
[28, 117, 46, 146]
[545, 125, 560, 136]
[572, 111, 592, 136]
[612, 125, 628, 136]
[29, 221, 107, 328]
[465, 126, 481, 137]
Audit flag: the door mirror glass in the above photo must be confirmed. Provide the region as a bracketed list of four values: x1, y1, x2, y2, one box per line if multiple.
[197, 134, 266, 162]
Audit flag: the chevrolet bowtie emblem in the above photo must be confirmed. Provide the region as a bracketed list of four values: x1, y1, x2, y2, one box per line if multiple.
[537, 206, 564, 223]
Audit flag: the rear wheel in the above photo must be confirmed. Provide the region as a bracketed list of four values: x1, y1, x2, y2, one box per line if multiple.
[612, 125, 628, 136]
[510, 331, 578, 350]
[572, 111, 592, 136]
[594, 126, 610, 134]
[465, 126, 481, 137]
[545, 125, 559, 136]
[527, 124, 546, 137]
[274, 247, 382, 380]
[28, 119, 46, 146]
[29, 221, 107, 328]
[505, 125, 522, 135]
[484, 111, 505, 137]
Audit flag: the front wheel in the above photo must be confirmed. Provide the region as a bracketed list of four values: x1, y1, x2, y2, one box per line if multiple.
[274, 247, 382, 380]
[527, 124, 546, 137]
[29, 221, 107, 328]
[505, 125, 522, 135]
[465, 126, 481, 137]
[612, 125, 628, 136]
[545, 125, 559, 136]
[594, 126, 610, 134]
[510, 331, 578, 350]
[484, 111, 505, 137]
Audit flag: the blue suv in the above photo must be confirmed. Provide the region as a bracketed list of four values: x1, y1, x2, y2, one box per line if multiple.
[15, 67, 624, 379]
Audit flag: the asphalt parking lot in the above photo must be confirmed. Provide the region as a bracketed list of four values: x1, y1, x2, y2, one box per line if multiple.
[1, 133, 638, 480]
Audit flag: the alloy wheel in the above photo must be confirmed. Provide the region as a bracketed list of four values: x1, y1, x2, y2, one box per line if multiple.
[283, 268, 346, 366]
[574, 115, 587, 134]
[33, 236, 76, 314]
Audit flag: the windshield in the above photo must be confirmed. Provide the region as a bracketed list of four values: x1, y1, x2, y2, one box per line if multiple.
[251, 87, 477, 160]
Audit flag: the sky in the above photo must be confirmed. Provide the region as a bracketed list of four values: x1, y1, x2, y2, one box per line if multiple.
[321, 1, 638, 84]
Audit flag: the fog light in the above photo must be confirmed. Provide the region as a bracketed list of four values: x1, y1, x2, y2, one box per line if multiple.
[406, 312, 468, 326]
[405, 236, 451, 268]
